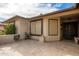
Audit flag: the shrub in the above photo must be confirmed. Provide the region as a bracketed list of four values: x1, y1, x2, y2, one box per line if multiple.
[5, 24, 16, 34]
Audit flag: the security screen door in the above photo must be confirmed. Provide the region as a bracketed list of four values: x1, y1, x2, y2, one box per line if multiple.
[63, 22, 78, 40]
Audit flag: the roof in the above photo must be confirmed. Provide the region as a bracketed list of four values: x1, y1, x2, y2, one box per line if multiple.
[30, 8, 76, 20]
[3, 15, 30, 23]
[30, 3, 79, 19]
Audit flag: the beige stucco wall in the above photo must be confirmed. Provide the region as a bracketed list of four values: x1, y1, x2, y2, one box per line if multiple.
[15, 17, 29, 39]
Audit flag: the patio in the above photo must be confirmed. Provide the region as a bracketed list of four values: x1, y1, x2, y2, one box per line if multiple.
[0, 39, 79, 56]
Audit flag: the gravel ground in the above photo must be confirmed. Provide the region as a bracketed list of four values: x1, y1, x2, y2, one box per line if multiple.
[0, 39, 79, 56]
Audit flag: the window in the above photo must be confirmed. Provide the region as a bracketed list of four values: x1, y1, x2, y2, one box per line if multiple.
[48, 19, 58, 36]
[31, 22, 36, 34]
[35, 21, 41, 35]
[30, 19, 42, 35]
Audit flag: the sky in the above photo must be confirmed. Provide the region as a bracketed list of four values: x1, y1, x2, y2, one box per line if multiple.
[0, 3, 75, 22]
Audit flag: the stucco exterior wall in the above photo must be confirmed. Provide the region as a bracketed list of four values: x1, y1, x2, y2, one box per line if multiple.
[15, 18, 29, 39]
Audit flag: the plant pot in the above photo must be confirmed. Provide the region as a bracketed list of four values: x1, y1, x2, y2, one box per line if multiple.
[74, 37, 79, 44]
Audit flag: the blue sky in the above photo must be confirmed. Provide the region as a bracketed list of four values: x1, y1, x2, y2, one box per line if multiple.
[37, 3, 75, 10]
[0, 3, 76, 22]
[53, 3, 75, 9]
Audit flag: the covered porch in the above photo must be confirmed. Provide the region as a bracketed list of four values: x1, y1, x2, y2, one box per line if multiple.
[60, 13, 79, 41]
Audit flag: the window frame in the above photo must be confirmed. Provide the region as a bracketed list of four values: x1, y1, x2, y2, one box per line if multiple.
[30, 19, 43, 36]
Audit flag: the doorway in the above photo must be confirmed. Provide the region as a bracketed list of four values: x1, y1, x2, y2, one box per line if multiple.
[62, 22, 78, 40]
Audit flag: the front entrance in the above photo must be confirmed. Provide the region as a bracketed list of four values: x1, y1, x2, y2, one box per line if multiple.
[62, 22, 78, 40]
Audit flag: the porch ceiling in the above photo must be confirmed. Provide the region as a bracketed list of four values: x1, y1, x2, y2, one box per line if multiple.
[61, 13, 79, 19]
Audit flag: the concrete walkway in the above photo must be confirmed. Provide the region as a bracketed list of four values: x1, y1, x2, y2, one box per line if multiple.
[0, 40, 79, 56]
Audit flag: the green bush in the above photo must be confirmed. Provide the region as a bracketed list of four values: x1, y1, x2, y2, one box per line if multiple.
[5, 24, 16, 34]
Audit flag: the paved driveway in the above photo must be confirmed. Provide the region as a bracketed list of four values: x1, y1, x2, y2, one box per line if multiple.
[0, 40, 79, 56]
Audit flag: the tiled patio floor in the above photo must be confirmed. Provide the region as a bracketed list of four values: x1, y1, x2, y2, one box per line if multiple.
[0, 39, 79, 56]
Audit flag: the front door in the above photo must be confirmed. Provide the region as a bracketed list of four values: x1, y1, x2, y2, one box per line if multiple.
[63, 22, 78, 40]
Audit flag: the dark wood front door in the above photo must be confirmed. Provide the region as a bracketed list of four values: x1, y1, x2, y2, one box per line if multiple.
[63, 22, 78, 40]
